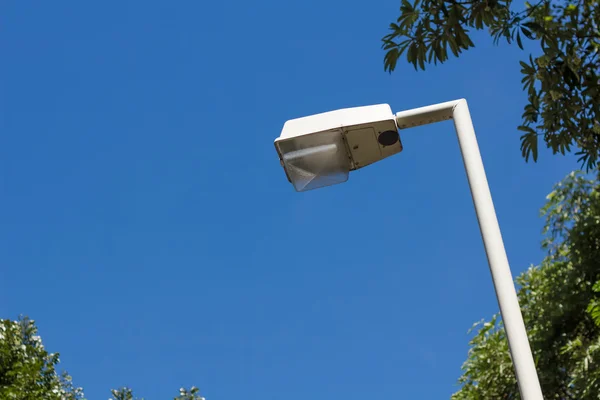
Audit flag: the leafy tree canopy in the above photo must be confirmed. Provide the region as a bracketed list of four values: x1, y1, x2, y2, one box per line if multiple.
[453, 170, 600, 399]
[382, 0, 600, 169]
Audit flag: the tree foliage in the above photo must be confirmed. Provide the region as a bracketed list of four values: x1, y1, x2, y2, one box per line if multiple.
[109, 386, 205, 400]
[0, 317, 204, 400]
[382, 0, 600, 169]
[452, 170, 600, 399]
[0, 317, 84, 400]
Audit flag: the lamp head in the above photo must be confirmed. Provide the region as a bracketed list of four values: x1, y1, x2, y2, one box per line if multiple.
[274, 104, 403, 192]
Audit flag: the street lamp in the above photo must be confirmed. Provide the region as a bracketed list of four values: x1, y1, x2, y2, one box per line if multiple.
[273, 99, 544, 400]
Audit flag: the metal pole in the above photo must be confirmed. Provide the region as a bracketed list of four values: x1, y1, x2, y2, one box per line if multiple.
[396, 99, 544, 400]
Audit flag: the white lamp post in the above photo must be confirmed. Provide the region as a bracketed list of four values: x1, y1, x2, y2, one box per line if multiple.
[274, 99, 544, 400]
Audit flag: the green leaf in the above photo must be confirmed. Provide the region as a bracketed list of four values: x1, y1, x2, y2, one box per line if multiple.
[448, 36, 459, 57]
[383, 48, 399, 72]
[521, 26, 534, 40]
[522, 21, 542, 33]
[418, 45, 426, 70]
[519, 127, 539, 162]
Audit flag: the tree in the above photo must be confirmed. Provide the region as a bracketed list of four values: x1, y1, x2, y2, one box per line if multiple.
[0, 317, 204, 400]
[452, 170, 600, 399]
[109, 386, 205, 400]
[0, 317, 84, 400]
[382, 0, 600, 169]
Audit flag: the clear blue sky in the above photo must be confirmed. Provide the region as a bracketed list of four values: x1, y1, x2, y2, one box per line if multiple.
[0, 1, 579, 399]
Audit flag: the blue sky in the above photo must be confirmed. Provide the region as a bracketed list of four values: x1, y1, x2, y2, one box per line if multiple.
[0, 1, 580, 399]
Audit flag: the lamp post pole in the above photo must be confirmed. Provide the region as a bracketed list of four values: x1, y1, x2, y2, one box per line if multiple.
[395, 99, 544, 400]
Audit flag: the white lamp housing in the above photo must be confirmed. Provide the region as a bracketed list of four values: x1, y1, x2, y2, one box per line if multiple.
[274, 104, 402, 192]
